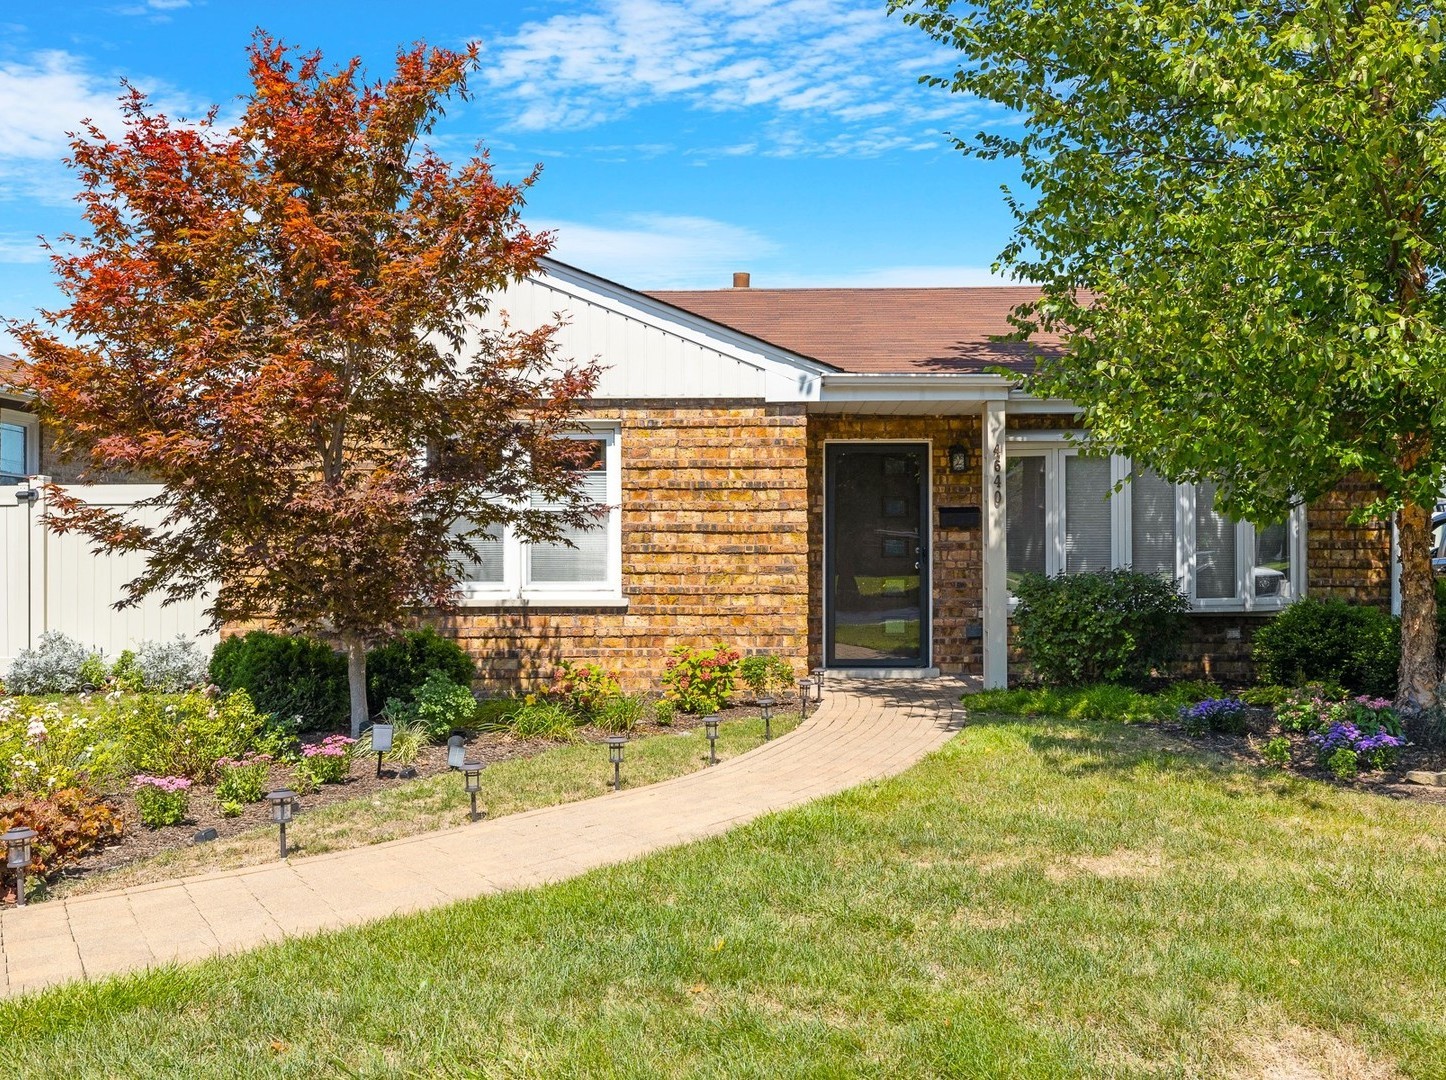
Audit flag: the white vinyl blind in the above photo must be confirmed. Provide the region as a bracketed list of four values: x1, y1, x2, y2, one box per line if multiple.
[1130, 467, 1177, 577]
[451, 520, 504, 584]
[1064, 455, 1112, 573]
[1194, 480, 1238, 599]
[529, 440, 611, 585]
[1005, 456, 1047, 578]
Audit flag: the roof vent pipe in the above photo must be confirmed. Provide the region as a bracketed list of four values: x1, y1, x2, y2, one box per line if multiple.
[732, 272, 750, 289]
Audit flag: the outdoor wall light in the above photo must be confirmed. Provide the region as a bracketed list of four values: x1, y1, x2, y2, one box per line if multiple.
[810, 668, 826, 702]
[606, 736, 627, 791]
[798, 679, 814, 716]
[447, 734, 466, 770]
[757, 696, 775, 741]
[4, 826, 36, 907]
[267, 789, 296, 859]
[462, 761, 484, 822]
[370, 720, 394, 778]
[703, 715, 720, 765]
[948, 444, 971, 473]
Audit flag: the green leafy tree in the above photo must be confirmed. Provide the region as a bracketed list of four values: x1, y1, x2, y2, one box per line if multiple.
[895, 0, 1446, 705]
[11, 36, 600, 735]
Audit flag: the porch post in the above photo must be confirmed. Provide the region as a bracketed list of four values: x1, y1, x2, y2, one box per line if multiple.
[981, 405, 1008, 688]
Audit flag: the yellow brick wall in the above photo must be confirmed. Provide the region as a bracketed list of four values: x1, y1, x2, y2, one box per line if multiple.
[434, 402, 812, 692]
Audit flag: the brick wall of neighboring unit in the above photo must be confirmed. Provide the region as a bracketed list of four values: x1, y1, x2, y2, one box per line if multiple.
[1305, 474, 1393, 608]
[434, 402, 811, 693]
[806, 414, 985, 677]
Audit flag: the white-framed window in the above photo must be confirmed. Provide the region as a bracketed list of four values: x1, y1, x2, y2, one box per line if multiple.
[0, 407, 37, 484]
[452, 425, 623, 606]
[1004, 444, 1304, 610]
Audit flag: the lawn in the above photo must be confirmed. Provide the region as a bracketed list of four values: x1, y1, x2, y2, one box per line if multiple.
[60, 714, 799, 897]
[5, 711, 1445, 1078]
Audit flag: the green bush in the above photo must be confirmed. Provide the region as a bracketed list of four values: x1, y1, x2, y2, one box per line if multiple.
[1251, 598, 1399, 697]
[365, 628, 475, 715]
[383, 671, 477, 740]
[593, 693, 647, 733]
[545, 660, 620, 715]
[1011, 570, 1189, 687]
[662, 643, 742, 713]
[966, 684, 1175, 724]
[210, 631, 348, 731]
[1261, 735, 1292, 768]
[738, 655, 795, 698]
[108, 690, 275, 781]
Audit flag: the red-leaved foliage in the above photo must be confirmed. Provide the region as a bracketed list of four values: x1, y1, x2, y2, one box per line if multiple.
[0, 788, 125, 881]
[11, 35, 601, 732]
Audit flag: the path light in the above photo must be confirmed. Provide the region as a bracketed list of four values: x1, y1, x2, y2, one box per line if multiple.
[267, 789, 296, 859]
[757, 696, 775, 741]
[370, 719, 393, 778]
[4, 826, 36, 907]
[462, 761, 484, 822]
[703, 715, 720, 765]
[606, 736, 627, 791]
[447, 734, 466, 770]
[810, 668, 825, 702]
[798, 679, 814, 717]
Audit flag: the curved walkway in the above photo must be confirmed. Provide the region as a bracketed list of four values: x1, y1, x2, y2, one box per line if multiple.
[0, 678, 970, 998]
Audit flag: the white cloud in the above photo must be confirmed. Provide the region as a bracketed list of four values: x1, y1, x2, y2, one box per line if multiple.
[539, 213, 777, 288]
[475, 0, 987, 158]
[0, 235, 46, 264]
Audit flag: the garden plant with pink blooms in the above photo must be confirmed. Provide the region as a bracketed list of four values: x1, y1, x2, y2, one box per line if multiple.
[662, 644, 742, 714]
[298, 735, 356, 785]
[133, 775, 192, 827]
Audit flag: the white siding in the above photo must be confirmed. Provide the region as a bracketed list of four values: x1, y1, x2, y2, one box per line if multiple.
[1, 483, 214, 670]
[466, 263, 826, 403]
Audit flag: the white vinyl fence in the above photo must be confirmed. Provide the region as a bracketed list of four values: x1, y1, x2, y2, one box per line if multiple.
[1, 479, 215, 671]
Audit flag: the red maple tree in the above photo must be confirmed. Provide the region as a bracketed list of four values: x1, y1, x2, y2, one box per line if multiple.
[11, 36, 600, 735]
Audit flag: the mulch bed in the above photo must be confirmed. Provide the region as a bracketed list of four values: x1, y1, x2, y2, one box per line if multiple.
[51, 703, 778, 890]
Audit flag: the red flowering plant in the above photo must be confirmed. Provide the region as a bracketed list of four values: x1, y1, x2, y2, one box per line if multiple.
[662, 644, 742, 714]
[546, 661, 621, 716]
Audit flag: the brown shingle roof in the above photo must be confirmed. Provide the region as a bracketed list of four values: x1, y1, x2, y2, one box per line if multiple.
[645, 285, 1062, 374]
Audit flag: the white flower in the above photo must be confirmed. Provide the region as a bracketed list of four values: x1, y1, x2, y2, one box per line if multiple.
[26, 720, 47, 742]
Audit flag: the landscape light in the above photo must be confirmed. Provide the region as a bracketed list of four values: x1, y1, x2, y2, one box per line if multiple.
[757, 696, 775, 741]
[462, 761, 484, 822]
[370, 720, 394, 778]
[447, 734, 466, 770]
[267, 789, 296, 859]
[3, 827, 36, 907]
[703, 715, 720, 765]
[798, 679, 813, 716]
[810, 669, 825, 702]
[606, 736, 627, 791]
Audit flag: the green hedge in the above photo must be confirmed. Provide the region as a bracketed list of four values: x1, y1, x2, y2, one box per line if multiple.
[1251, 598, 1398, 697]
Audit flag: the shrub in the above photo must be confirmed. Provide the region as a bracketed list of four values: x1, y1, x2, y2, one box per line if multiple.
[593, 693, 647, 733]
[1251, 598, 1399, 697]
[110, 650, 145, 692]
[497, 700, 580, 741]
[546, 661, 621, 715]
[1179, 697, 1249, 736]
[0, 788, 124, 879]
[213, 752, 272, 805]
[475, 698, 523, 729]
[652, 699, 676, 727]
[1261, 735, 1292, 768]
[133, 775, 191, 827]
[297, 735, 355, 784]
[107, 689, 275, 781]
[210, 631, 349, 732]
[1011, 570, 1188, 687]
[365, 628, 475, 715]
[77, 653, 110, 690]
[1324, 747, 1360, 780]
[0, 698, 129, 795]
[134, 636, 209, 692]
[662, 643, 742, 714]
[738, 655, 795, 698]
[383, 671, 477, 739]
[4, 631, 103, 695]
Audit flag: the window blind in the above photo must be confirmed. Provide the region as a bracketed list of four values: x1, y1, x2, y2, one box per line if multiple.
[1006, 457, 1047, 577]
[1130, 467, 1176, 577]
[529, 440, 610, 585]
[1064, 455, 1112, 573]
[1195, 480, 1238, 598]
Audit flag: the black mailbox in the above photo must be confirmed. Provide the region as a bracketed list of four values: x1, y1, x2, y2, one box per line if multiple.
[938, 505, 982, 530]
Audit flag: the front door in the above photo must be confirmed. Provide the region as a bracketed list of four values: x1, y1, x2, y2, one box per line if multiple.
[825, 443, 929, 668]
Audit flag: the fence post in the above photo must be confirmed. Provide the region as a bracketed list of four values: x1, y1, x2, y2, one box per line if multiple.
[25, 476, 50, 649]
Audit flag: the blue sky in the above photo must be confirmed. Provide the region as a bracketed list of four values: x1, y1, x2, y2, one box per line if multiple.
[0, 0, 1023, 354]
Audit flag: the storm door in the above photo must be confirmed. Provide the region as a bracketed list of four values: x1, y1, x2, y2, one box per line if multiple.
[824, 443, 929, 667]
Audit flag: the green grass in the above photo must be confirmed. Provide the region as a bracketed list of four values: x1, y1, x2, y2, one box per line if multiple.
[61, 715, 799, 897]
[9, 715, 1446, 1077]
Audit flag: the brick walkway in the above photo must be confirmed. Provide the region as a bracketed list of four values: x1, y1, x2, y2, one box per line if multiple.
[0, 678, 969, 998]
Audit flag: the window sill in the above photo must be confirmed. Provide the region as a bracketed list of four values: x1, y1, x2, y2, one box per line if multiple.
[456, 594, 629, 609]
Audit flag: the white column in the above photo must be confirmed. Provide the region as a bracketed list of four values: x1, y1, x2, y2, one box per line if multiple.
[981, 404, 1008, 688]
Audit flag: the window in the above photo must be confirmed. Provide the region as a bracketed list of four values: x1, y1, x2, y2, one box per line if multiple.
[0, 408, 36, 484]
[454, 427, 622, 605]
[1003, 443, 1302, 610]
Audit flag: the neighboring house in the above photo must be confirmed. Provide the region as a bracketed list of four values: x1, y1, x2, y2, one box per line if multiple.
[443, 260, 1391, 690]
[0, 356, 39, 484]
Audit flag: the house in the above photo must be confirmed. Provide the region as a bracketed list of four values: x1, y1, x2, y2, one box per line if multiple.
[440, 260, 1392, 690]
[0, 356, 39, 485]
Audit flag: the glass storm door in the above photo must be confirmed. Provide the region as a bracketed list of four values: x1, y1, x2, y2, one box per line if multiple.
[825, 443, 929, 667]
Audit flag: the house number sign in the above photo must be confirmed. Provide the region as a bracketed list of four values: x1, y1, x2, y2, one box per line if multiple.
[991, 444, 1003, 507]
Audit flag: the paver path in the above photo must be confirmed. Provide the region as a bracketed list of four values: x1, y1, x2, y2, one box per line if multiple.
[0, 678, 969, 997]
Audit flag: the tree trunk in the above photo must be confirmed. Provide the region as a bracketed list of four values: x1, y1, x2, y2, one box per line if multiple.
[1396, 501, 1440, 710]
[344, 635, 369, 739]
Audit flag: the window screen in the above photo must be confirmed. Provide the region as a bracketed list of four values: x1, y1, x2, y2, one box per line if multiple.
[1064, 455, 1112, 573]
[1194, 480, 1238, 599]
[1005, 456, 1046, 585]
[1130, 467, 1177, 578]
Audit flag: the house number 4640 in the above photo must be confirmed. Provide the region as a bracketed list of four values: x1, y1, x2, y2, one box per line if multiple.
[991, 444, 1003, 507]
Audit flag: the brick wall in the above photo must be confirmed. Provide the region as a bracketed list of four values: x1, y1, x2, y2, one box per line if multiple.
[1306, 474, 1392, 608]
[805, 414, 985, 676]
[436, 402, 811, 692]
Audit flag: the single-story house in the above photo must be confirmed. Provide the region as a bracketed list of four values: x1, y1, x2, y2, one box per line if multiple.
[437, 260, 1394, 690]
[4, 261, 1397, 688]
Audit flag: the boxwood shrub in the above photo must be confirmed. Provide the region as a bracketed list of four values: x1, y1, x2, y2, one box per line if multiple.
[209, 631, 349, 731]
[1251, 597, 1398, 698]
[365, 627, 476, 715]
[1012, 569, 1189, 687]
